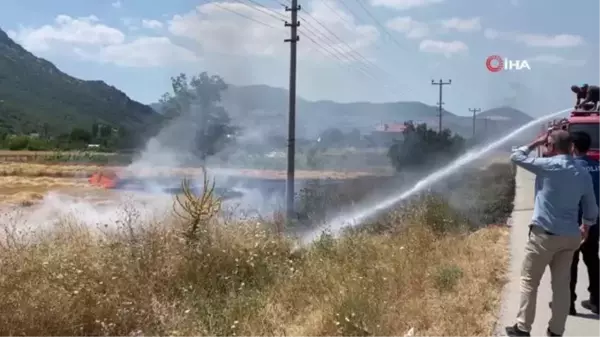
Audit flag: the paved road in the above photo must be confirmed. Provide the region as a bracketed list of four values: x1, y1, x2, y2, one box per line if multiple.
[495, 167, 600, 336]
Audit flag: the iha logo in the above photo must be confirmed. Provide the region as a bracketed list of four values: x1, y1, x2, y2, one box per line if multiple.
[486, 55, 531, 72]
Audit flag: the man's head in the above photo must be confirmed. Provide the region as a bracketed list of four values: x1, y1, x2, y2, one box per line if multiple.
[571, 131, 591, 155]
[572, 85, 581, 94]
[546, 130, 572, 155]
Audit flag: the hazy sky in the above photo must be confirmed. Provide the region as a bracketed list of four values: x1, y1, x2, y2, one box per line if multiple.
[1, 0, 598, 117]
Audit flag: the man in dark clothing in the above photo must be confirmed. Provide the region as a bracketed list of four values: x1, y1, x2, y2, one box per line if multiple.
[571, 84, 600, 111]
[570, 131, 599, 315]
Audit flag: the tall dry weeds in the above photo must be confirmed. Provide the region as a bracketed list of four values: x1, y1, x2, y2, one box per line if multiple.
[0, 163, 515, 336]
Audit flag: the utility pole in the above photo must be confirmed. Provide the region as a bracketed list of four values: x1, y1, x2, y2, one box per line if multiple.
[484, 117, 488, 134]
[285, 0, 300, 223]
[469, 108, 481, 138]
[431, 79, 452, 133]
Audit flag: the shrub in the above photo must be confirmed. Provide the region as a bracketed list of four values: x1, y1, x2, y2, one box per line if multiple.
[388, 122, 465, 172]
[8, 135, 29, 150]
[432, 264, 464, 292]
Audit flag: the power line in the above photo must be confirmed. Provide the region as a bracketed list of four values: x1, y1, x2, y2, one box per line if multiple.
[211, 1, 397, 96]
[212, 1, 379, 82]
[269, 1, 398, 85]
[350, 0, 405, 50]
[317, 0, 357, 29]
[211, 1, 281, 29]
[297, 16, 380, 79]
[237, 0, 288, 21]
[300, 32, 378, 81]
[298, 12, 385, 77]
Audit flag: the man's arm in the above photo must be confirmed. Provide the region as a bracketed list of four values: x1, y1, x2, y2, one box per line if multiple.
[581, 172, 599, 227]
[510, 138, 550, 174]
[579, 91, 592, 107]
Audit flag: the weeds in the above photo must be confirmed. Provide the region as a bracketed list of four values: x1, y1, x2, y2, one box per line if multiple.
[433, 264, 464, 292]
[0, 162, 515, 336]
[173, 170, 221, 244]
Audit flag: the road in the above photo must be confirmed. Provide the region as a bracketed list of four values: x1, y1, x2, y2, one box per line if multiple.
[495, 167, 600, 336]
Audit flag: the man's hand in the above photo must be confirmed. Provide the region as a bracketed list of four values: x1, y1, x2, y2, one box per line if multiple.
[580, 224, 590, 244]
[528, 132, 549, 150]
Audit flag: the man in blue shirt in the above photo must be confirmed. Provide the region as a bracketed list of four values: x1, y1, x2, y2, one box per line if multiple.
[569, 131, 599, 315]
[505, 130, 598, 337]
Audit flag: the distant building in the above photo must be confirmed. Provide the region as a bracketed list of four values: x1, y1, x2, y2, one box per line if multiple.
[370, 123, 407, 147]
[87, 144, 100, 149]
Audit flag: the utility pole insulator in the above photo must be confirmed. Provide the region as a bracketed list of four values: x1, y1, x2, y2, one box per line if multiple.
[431, 79, 452, 133]
[285, 0, 301, 225]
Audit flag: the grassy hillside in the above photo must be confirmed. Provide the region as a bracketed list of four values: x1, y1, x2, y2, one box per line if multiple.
[0, 28, 163, 136]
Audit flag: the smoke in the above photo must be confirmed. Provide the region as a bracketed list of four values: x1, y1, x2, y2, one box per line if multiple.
[0, 190, 173, 242]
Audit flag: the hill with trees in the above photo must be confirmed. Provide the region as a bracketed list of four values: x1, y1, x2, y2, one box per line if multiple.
[0, 28, 163, 140]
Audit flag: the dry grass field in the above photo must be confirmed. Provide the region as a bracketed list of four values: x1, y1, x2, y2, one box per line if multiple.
[0, 158, 515, 335]
[0, 162, 383, 180]
[0, 211, 509, 336]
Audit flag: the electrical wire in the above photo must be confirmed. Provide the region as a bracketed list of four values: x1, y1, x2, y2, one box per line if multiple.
[298, 12, 385, 75]
[204, 0, 398, 95]
[210, 1, 281, 29]
[269, 1, 388, 79]
[249, 0, 382, 79]
[350, 0, 405, 50]
[233, 0, 288, 22]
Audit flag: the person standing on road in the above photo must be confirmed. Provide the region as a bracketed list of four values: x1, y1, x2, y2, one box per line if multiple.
[505, 130, 598, 337]
[569, 131, 599, 315]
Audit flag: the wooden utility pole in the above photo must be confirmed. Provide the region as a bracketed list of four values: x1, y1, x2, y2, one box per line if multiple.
[285, 0, 300, 223]
[484, 117, 488, 134]
[469, 108, 481, 138]
[431, 79, 452, 133]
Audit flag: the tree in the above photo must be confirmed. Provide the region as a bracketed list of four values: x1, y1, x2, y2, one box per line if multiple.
[99, 124, 112, 138]
[91, 123, 99, 139]
[318, 128, 345, 146]
[387, 121, 465, 172]
[69, 128, 92, 144]
[158, 72, 236, 160]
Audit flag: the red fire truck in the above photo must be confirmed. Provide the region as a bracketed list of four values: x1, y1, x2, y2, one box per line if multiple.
[537, 110, 599, 160]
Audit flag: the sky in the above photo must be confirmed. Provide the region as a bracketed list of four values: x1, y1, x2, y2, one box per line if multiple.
[1, 0, 598, 117]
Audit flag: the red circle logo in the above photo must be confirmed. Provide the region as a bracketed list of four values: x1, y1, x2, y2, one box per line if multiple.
[486, 55, 503, 72]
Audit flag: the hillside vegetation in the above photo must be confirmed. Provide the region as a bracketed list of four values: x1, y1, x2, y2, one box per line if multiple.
[0, 28, 162, 137]
[0, 163, 515, 335]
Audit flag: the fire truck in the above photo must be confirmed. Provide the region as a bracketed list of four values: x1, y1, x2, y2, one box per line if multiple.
[537, 110, 599, 160]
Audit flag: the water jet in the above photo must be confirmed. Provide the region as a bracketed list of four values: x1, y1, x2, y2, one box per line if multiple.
[301, 108, 571, 244]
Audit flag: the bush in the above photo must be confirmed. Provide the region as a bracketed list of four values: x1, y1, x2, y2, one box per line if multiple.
[7, 135, 29, 150]
[388, 122, 465, 172]
[433, 264, 464, 292]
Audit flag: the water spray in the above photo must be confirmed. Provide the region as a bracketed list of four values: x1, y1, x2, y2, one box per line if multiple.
[301, 107, 571, 244]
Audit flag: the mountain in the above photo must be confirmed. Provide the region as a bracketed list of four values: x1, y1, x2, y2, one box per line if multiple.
[220, 84, 483, 138]
[205, 84, 533, 139]
[0, 28, 163, 135]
